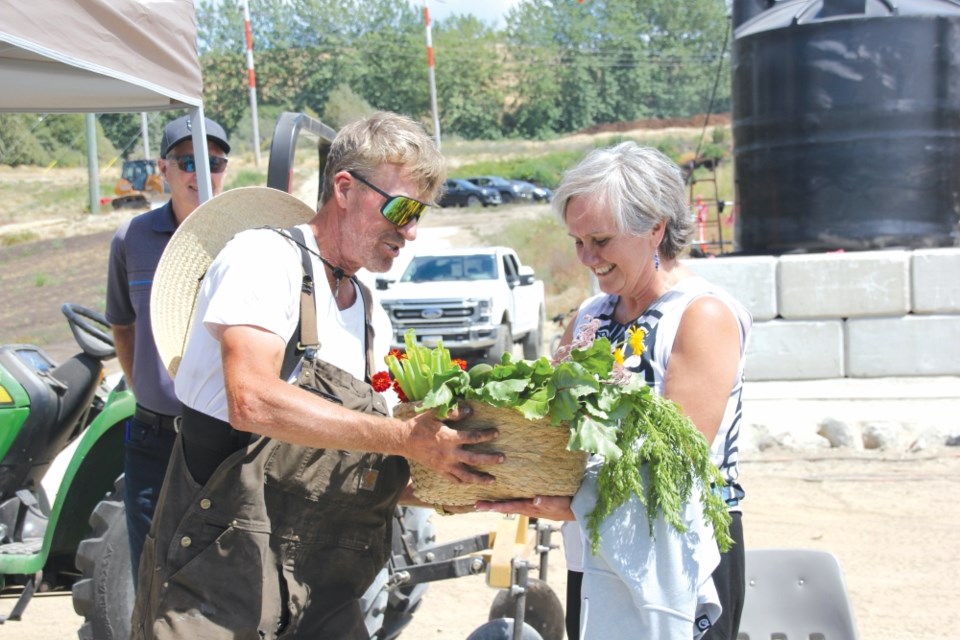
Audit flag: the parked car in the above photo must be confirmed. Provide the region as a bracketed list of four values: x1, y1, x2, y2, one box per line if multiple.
[512, 179, 552, 203]
[438, 178, 502, 208]
[466, 175, 533, 204]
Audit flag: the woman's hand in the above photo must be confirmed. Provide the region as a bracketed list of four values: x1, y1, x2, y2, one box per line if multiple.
[475, 495, 575, 521]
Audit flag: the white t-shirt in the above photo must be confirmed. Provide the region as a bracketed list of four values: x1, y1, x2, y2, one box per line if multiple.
[174, 224, 393, 421]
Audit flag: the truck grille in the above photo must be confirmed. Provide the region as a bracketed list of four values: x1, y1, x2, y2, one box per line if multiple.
[386, 299, 479, 328]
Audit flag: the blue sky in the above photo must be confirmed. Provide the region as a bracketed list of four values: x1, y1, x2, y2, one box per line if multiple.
[425, 0, 522, 28]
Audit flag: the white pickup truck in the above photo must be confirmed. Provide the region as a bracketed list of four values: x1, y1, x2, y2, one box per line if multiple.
[376, 246, 547, 363]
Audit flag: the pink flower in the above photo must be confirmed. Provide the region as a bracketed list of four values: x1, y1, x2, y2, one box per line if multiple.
[551, 315, 601, 366]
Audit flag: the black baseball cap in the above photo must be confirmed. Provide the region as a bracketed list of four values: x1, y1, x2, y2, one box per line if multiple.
[160, 115, 230, 158]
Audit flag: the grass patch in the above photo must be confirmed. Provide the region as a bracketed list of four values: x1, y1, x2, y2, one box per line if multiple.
[1, 230, 40, 247]
[226, 168, 268, 190]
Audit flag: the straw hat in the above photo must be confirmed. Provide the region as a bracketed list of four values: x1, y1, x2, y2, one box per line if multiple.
[151, 186, 314, 378]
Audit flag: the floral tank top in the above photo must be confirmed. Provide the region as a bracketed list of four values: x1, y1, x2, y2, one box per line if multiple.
[572, 276, 752, 497]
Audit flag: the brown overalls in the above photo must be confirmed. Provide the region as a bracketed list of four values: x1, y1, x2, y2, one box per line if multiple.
[132, 228, 409, 639]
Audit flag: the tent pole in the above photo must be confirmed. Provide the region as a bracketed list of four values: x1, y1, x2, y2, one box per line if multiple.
[85, 113, 99, 214]
[189, 106, 213, 204]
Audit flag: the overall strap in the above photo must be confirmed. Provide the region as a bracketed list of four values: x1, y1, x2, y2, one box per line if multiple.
[356, 279, 377, 381]
[280, 226, 318, 380]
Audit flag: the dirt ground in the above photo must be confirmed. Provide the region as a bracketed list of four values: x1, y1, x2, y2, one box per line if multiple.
[5, 451, 958, 639]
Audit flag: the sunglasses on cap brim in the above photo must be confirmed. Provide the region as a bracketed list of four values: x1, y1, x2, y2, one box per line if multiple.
[167, 154, 229, 174]
[348, 170, 428, 227]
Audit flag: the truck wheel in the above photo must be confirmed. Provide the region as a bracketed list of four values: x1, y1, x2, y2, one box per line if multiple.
[521, 307, 545, 360]
[73, 476, 134, 640]
[486, 323, 512, 365]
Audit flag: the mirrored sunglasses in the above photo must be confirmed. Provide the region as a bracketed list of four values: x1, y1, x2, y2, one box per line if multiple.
[167, 154, 229, 174]
[348, 170, 428, 227]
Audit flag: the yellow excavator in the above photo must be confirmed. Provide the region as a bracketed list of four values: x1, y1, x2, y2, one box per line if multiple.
[111, 159, 166, 209]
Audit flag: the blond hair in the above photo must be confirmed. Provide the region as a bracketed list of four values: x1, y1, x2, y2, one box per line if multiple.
[320, 111, 445, 205]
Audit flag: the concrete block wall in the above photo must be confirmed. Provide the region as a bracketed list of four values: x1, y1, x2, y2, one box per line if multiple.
[683, 248, 960, 381]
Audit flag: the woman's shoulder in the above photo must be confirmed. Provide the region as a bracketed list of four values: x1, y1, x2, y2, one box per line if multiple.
[675, 276, 753, 330]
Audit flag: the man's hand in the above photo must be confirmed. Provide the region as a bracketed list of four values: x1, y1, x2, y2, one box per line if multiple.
[400, 404, 504, 485]
[475, 495, 575, 521]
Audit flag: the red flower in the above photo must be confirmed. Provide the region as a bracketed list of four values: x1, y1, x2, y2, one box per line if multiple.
[371, 370, 392, 393]
[452, 358, 468, 371]
[392, 380, 408, 403]
[388, 348, 406, 361]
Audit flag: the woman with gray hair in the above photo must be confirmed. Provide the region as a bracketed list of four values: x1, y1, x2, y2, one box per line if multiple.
[479, 142, 751, 639]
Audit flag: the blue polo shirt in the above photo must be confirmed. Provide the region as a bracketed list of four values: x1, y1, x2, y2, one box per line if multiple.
[105, 201, 182, 416]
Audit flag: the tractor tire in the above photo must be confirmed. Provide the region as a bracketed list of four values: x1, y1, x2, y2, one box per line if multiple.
[111, 195, 148, 210]
[488, 578, 565, 640]
[365, 506, 435, 639]
[72, 476, 134, 640]
[485, 323, 512, 365]
[521, 307, 545, 360]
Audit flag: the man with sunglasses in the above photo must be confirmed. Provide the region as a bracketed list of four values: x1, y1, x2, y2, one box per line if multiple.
[132, 111, 503, 640]
[104, 113, 230, 586]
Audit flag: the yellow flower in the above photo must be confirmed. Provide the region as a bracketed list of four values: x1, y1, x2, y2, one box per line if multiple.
[627, 326, 647, 355]
[613, 348, 625, 365]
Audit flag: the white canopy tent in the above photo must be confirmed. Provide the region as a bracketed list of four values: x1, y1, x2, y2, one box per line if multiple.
[0, 0, 215, 202]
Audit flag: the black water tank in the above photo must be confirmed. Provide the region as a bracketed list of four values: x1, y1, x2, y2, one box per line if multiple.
[732, 0, 960, 253]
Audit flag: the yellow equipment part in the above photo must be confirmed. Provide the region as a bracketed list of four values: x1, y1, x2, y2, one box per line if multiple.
[484, 514, 536, 588]
[114, 173, 163, 197]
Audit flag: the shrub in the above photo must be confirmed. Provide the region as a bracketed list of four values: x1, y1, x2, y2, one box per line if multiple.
[322, 85, 377, 130]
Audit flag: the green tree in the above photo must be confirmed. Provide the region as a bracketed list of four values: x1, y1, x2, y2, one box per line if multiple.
[351, 1, 427, 119]
[191, 0, 731, 141]
[433, 16, 506, 139]
[0, 114, 50, 166]
[98, 113, 169, 159]
[505, 0, 729, 135]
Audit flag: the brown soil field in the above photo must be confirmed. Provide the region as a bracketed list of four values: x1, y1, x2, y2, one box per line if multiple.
[5, 452, 958, 639]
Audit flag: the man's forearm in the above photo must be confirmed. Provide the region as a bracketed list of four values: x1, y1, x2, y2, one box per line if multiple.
[112, 324, 136, 387]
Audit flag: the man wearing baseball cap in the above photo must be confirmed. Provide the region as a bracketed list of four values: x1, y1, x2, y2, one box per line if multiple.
[104, 113, 230, 585]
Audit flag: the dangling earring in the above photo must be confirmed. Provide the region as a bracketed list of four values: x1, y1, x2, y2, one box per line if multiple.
[654, 251, 660, 272]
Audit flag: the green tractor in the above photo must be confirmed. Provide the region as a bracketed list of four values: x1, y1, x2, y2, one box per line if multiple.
[0, 304, 134, 635]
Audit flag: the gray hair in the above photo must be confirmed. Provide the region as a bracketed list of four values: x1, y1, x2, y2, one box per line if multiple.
[552, 142, 693, 259]
[321, 111, 446, 205]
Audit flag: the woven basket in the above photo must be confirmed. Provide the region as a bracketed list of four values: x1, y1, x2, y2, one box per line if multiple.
[394, 401, 588, 506]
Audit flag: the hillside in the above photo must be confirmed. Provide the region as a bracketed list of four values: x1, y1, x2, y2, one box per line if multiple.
[0, 116, 731, 356]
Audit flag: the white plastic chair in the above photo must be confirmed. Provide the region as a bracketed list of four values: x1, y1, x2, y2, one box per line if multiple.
[737, 548, 859, 640]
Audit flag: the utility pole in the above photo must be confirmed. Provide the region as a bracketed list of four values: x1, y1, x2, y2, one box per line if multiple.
[241, 0, 262, 166]
[423, 3, 441, 148]
[140, 112, 151, 159]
